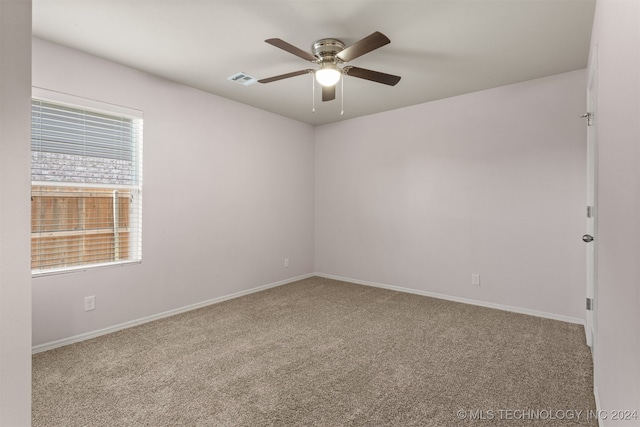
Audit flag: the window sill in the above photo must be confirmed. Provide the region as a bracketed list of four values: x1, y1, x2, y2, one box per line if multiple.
[32, 259, 142, 278]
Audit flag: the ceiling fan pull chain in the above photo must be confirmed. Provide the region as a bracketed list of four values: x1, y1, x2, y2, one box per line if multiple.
[312, 73, 316, 113]
[341, 75, 344, 115]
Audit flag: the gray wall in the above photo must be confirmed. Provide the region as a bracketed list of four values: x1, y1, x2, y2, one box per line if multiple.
[315, 70, 587, 320]
[588, 0, 640, 421]
[0, 0, 32, 425]
[32, 38, 316, 346]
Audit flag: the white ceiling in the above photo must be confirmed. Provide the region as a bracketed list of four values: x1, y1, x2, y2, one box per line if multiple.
[32, 0, 596, 126]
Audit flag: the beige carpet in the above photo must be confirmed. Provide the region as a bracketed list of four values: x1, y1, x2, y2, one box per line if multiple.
[32, 276, 596, 426]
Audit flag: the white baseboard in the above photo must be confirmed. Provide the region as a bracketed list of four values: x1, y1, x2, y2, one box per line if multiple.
[314, 272, 585, 325]
[33, 272, 584, 354]
[32, 273, 315, 354]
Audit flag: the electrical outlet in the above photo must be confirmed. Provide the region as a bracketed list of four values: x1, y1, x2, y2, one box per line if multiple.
[471, 274, 480, 286]
[84, 296, 95, 311]
[284, 258, 289, 268]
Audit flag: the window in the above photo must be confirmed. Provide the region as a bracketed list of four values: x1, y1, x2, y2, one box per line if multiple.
[31, 89, 143, 276]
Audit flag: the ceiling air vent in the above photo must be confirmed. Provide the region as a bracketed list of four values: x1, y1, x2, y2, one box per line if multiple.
[227, 72, 257, 86]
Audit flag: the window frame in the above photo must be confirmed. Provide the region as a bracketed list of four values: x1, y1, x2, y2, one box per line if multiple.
[31, 87, 143, 277]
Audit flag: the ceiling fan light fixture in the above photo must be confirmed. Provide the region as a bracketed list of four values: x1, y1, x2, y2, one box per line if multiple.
[315, 63, 341, 87]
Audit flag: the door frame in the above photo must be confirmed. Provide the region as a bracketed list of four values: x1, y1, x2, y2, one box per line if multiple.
[585, 45, 598, 355]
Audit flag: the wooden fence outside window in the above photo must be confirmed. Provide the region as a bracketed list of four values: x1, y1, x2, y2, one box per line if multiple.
[31, 185, 131, 271]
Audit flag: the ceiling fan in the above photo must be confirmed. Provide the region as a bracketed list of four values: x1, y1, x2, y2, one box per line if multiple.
[258, 31, 401, 102]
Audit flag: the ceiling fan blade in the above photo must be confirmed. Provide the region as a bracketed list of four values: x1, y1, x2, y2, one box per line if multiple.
[336, 31, 391, 63]
[322, 85, 336, 102]
[258, 69, 313, 84]
[265, 38, 317, 62]
[344, 66, 401, 86]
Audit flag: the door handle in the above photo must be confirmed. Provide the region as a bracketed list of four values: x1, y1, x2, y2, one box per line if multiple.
[582, 234, 594, 243]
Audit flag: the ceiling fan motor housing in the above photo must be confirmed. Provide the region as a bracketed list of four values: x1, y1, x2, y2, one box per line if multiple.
[312, 38, 346, 63]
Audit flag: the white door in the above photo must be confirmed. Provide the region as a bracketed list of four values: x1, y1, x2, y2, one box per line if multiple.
[584, 46, 598, 351]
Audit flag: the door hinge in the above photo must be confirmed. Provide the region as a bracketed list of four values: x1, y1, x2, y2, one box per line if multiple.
[586, 205, 594, 218]
[586, 298, 593, 311]
[581, 112, 593, 126]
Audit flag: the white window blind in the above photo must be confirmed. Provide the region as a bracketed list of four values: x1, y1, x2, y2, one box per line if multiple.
[31, 92, 143, 276]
